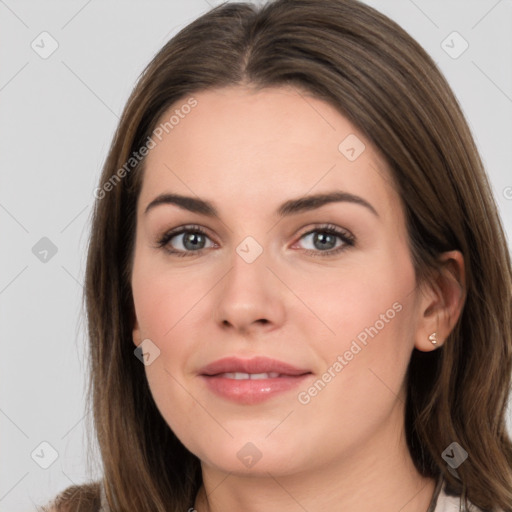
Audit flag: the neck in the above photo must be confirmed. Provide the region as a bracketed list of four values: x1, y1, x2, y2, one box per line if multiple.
[194, 420, 436, 512]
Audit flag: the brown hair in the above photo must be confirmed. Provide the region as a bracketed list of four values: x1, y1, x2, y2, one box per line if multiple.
[41, 0, 512, 510]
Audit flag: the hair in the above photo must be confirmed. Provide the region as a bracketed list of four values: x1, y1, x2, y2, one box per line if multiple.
[41, 0, 512, 510]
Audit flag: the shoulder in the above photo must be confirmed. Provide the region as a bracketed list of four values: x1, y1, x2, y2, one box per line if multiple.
[39, 481, 103, 512]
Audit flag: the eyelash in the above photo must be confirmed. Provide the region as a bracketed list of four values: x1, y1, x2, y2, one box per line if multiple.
[156, 223, 355, 258]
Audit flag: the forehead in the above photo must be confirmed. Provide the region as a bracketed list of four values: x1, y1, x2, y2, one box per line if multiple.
[138, 85, 399, 221]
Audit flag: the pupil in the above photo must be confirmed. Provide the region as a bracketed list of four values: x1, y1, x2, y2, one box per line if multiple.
[315, 232, 335, 250]
[184, 233, 204, 250]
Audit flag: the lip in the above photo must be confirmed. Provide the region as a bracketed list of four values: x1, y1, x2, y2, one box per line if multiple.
[199, 356, 310, 376]
[199, 356, 312, 405]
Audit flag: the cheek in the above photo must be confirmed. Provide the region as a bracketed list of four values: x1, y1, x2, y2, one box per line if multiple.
[131, 258, 217, 438]
[143, 358, 215, 461]
[293, 249, 417, 408]
[131, 275, 206, 451]
[131, 254, 210, 340]
[288, 249, 416, 349]
[291, 299, 416, 464]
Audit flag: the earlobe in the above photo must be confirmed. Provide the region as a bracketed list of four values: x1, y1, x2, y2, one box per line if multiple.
[414, 250, 466, 352]
[428, 332, 439, 345]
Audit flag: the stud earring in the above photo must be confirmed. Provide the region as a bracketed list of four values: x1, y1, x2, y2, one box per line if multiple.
[429, 332, 438, 345]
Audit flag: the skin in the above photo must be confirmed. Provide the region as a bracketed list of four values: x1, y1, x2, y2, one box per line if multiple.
[131, 85, 465, 512]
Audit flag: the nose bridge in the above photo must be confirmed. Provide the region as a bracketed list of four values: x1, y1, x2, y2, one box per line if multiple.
[224, 233, 269, 299]
[234, 234, 265, 266]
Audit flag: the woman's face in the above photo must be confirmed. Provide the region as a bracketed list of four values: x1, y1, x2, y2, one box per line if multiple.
[131, 85, 429, 476]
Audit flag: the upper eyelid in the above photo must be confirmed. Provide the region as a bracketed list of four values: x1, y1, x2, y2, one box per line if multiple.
[160, 223, 351, 238]
[297, 224, 353, 238]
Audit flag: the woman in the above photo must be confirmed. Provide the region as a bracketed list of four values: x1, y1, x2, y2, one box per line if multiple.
[42, 0, 512, 510]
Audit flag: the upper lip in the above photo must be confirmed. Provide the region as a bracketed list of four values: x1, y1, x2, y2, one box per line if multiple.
[199, 356, 311, 376]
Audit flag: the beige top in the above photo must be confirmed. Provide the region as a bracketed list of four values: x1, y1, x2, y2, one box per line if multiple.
[430, 481, 484, 511]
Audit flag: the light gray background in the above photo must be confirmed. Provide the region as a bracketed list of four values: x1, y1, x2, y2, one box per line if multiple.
[1, 0, 511, 510]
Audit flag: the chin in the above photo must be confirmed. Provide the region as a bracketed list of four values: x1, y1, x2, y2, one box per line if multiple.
[186, 437, 309, 476]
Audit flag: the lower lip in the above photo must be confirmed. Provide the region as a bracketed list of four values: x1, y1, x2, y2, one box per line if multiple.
[200, 374, 311, 404]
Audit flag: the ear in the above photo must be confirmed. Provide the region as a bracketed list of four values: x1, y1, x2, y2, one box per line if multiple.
[414, 250, 466, 352]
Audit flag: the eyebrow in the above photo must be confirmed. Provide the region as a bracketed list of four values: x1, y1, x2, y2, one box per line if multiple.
[144, 191, 379, 218]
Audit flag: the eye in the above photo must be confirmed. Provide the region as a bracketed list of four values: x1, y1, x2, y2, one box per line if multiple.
[156, 223, 355, 258]
[156, 225, 216, 257]
[293, 224, 355, 256]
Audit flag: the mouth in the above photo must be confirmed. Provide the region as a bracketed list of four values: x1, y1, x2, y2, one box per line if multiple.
[199, 356, 312, 405]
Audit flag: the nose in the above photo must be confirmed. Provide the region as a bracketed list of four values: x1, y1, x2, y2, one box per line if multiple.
[212, 244, 286, 335]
